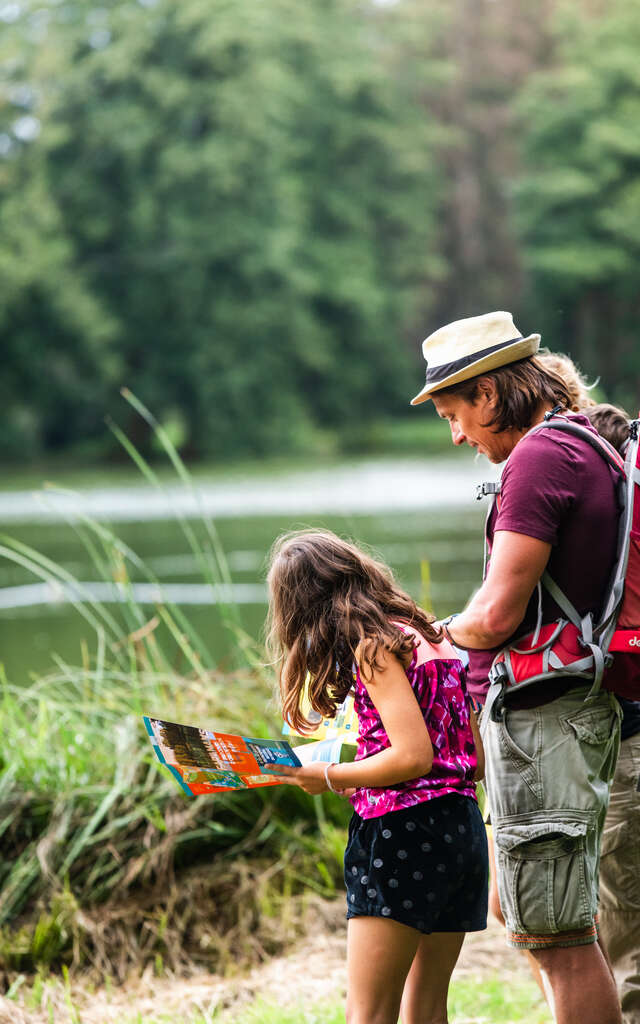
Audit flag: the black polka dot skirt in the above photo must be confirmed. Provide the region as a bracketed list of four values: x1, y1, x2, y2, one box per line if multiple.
[344, 794, 488, 934]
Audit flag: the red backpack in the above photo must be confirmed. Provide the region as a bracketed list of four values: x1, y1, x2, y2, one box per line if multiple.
[481, 412, 640, 722]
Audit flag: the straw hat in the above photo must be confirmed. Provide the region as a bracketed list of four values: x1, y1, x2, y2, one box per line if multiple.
[410, 311, 541, 406]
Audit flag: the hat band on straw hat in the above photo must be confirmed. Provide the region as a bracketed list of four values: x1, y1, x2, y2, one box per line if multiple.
[423, 336, 524, 388]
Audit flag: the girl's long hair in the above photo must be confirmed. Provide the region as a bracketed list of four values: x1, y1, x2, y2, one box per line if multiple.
[265, 529, 442, 734]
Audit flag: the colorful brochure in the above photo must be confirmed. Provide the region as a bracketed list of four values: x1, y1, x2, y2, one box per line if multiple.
[143, 716, 301, 796]
[281, 687, 358, 742]
[294, 736, 357, 765]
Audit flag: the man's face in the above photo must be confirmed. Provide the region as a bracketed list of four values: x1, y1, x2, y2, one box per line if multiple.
[432, 388, 516, 464]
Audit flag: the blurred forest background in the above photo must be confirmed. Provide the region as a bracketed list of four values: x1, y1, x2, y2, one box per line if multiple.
[1, 0, 639, 465]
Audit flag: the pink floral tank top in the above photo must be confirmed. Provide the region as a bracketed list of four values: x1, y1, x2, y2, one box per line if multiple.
[350, 623, 478, 819]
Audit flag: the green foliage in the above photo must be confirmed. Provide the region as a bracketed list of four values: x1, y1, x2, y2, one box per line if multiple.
[1, 891, 78, 972]
[2, 0, 640, 461]
[344, 414, 451, 456]
[0, 3, 120, 458]
[0, 619, 351, 977]
[513, 0, 640, 409]
[0, 0, 444, 461]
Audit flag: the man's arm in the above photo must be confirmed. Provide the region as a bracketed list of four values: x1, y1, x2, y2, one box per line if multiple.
[445, 530, 551, 650]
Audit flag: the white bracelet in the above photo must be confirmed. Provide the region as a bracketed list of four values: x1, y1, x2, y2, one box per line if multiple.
[324, 762, 340, 794]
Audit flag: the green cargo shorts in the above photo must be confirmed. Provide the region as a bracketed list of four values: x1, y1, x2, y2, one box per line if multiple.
[481, 685, 621, 950]
[599, 730, 640, 1022]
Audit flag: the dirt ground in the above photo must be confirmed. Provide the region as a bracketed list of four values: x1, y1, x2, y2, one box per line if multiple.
[0, 904, 529, 1024]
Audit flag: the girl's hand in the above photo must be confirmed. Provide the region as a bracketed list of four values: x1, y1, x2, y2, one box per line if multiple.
[270, 763, 355, 797]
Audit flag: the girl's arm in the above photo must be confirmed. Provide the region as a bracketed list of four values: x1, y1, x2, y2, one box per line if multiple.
[275, 648, 434, 796]
[470, 708, 485, 782]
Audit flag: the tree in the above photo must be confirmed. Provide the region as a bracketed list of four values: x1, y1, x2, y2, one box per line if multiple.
[1, 0, 445, 460]
[0, 2, 118, 458]
[399, 0, 559, 330]
[513, 0, 640, 407]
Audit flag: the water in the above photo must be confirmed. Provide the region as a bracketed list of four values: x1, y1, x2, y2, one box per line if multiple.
[0, 455, 496, 683]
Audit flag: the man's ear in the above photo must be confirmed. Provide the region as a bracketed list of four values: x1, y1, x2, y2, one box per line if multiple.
[476, 376, 497, 406]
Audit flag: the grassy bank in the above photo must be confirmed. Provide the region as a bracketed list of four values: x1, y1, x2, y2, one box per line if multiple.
[0, 396, 352, 984]
[4, 927, 551, 1024]
[228, 977, 549, 1024]
[220, 978, 550, 1024]
[0, 642, 351, 982]
[5, 978, 550, 1024]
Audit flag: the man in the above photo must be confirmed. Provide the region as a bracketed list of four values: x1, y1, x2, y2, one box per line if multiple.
[584, 402, 640, 1024]
[411, 310, 622, 1024]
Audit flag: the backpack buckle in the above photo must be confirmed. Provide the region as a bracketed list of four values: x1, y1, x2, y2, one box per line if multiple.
[487, 660, 509, 722]
[544, 405, 564, 421]
[476, 481, 501, 501]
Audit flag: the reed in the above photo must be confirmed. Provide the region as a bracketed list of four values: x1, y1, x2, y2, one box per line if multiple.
[0, 395, 350, 982]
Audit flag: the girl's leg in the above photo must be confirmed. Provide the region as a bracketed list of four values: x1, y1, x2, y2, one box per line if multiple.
[346, 916, 421, 1024]
[399, 932, 465, 1024]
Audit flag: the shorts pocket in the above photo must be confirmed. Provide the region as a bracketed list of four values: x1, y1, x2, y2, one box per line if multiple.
[600, 819, 640, 910]
[564, 708, 615, 746]
[495, 814, 594, 935]
[562, 704, 620, 788]
[493, 712, 542, 808]
[499, 710, 540, 763]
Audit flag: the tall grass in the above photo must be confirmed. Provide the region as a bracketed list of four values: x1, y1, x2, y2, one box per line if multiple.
[0, 393, 350, 982]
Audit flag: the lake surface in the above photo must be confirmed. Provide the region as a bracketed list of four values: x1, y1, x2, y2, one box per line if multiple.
[0, 454, 498, 684]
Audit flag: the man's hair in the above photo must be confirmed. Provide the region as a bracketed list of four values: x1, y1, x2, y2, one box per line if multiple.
[436, 356, 572, 433]
[583, 403, 630, 456]
[536, 351, 596, 412]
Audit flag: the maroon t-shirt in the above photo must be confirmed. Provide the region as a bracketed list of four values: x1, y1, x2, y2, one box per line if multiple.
[467, 414, 619, 705]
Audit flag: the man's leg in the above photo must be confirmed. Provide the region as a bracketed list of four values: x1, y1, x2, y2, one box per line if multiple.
[482, 687, 621, 1022]
[489, 826, 618, 1004]
[531, 943, 621, 1024]
[598, 732, 640, 1024]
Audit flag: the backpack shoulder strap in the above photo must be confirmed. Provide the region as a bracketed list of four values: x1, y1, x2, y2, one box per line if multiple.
[598, 418, 640, 646]
[525, 413, 626, 476]
[476, 482, 501, 579]
[517, 413, 629, 699]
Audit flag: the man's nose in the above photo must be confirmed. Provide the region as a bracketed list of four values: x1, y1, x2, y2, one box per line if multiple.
[450, 422, 467, 446]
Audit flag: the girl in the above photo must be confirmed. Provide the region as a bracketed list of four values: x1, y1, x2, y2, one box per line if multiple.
[266, 530, 488, 1024]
